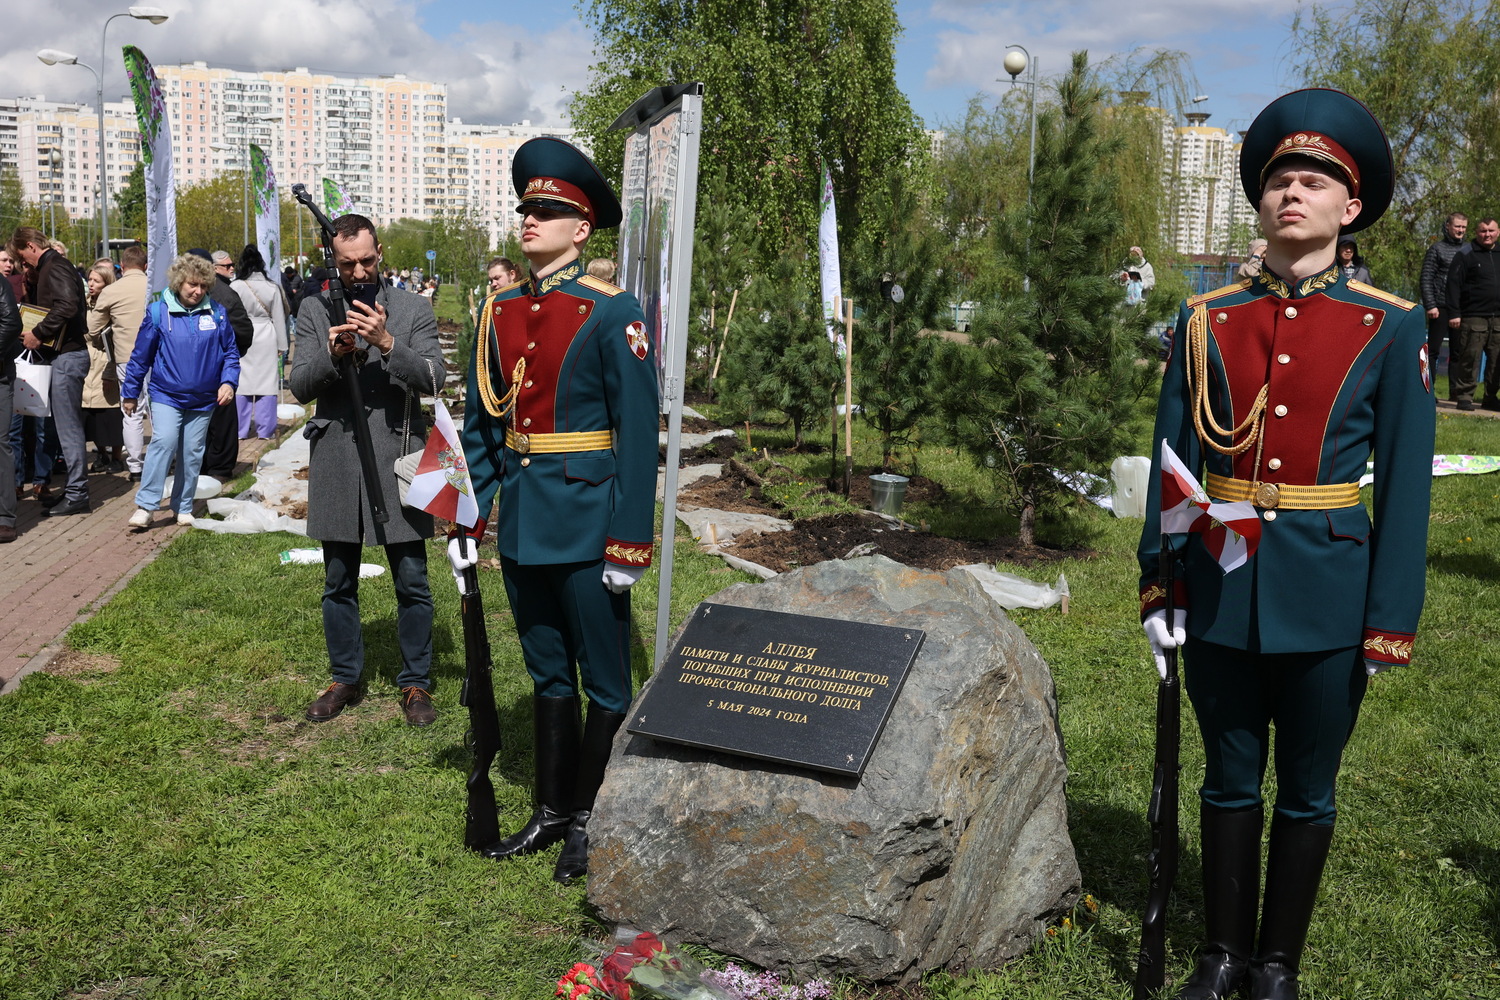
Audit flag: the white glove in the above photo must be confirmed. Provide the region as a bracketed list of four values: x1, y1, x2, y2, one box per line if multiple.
[447, 535, 479, 594]
[1142, 608, 1187, 680]
[602, 564, 646, 594]
[1365, 658, 1391, 677]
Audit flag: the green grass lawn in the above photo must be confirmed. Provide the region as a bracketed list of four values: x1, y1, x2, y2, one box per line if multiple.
[2, 406, 1498, 1000]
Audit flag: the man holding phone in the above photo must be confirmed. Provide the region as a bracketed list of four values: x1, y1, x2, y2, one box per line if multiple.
[290, 214, 446, 727]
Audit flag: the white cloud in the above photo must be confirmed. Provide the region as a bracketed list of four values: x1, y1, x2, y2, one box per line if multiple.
[0, 0, 597, 126]
[912, 0, 1303, 124]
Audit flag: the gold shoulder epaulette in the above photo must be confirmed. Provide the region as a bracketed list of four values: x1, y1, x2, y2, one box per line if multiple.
[1187, 279, 1251, 308]
[578, 274, 622, 297]
[1347, 280, 1416, 311]
[485, 281, 525, 303]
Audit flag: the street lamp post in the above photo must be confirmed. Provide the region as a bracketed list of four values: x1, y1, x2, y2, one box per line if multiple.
[299, 161, 324, 273]
[38, 7, 169, 258]
[223, 114, 282, 248]
[1002, 46, 1038, 213]
[47, 148, 64, 240]
[1002, 45, 1038, 291]
[42, 196, 54, 240]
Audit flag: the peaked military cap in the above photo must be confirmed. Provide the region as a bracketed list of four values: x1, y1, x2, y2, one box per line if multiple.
[1239, 88, 1393, 235]
[512, 136, 623, 230]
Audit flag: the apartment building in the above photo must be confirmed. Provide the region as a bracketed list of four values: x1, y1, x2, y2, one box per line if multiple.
[2, 96, 141, 223]
[4, 62, 575, 247]
[1166, 112, 1259, 257]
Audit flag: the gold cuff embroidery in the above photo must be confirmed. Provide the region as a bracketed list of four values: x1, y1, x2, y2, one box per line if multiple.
[1363, 635, 1413, 661]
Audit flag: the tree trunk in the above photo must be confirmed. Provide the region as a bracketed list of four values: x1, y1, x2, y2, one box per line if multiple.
[1018, 501, 1036, 548]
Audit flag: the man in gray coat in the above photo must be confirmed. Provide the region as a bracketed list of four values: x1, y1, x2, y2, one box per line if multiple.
[290, 214, 445, 726]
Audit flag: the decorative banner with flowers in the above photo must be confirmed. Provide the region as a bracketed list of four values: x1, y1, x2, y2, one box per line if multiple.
[250, 143, 280, 272]
[122, 45, 176, 293]
[322, 177, 355, 217]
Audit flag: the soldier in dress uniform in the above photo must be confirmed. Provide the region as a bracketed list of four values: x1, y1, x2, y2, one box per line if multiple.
[1139, 90, 1434, 1000]
[450, 137, 659, 883]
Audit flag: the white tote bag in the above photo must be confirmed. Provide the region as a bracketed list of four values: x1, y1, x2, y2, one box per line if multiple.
[13, 349, 51, 418]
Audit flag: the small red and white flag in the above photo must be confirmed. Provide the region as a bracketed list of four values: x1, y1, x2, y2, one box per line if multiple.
[405, 400, 480, 529]
[1159, 439, 1262, 573]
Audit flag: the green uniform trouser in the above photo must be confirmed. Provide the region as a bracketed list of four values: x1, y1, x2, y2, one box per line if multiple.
[1184, 638, 1367, 825]
[501, 556, 635, 714]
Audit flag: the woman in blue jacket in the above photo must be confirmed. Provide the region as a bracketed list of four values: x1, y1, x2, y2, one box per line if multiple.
[121, 253, 239, 529]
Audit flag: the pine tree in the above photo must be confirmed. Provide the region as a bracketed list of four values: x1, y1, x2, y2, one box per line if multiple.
[936, 52, 1159, 547]
[719, 254, 842, 449]
[690, 172, 760, 396]
[849, 170, 955, 468]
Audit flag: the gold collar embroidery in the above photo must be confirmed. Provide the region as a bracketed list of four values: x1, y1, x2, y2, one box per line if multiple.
[530, 261, 582, 297]
[1255, 263, 1342, 300]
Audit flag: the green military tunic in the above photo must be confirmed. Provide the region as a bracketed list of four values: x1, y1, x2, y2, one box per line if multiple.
[461, 260, 659, 711]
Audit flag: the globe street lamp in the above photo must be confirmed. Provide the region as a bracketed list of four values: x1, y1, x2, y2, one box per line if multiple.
[1003, 45, 1038, 291]
[38, 7, 168, 259]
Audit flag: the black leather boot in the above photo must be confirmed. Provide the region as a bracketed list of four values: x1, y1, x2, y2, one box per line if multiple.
[1172, 804, 1263, 1000]
[1245, 816, 1335, 1000]
[553, 706, 627, 883]
[480, 696, 580, 861]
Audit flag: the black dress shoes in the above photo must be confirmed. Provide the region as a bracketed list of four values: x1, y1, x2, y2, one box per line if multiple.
[306, 682, 363, 721]
[41, 499, 90, 517]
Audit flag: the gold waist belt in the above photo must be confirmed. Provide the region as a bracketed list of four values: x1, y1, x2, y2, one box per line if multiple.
[504, 428, 614, 455]
[1206, 473, 1361, 511]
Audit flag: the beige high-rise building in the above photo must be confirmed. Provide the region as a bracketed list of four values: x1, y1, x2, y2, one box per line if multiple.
[1166, 113, 1258, 257]
[2, 96, 140, 229]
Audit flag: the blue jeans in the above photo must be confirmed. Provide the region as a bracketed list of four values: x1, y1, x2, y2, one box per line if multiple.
[10, 413, 52, 486]
[134, 401, 212, 516]
[321, 539, 432, 691]
[50, 348, 89, 503]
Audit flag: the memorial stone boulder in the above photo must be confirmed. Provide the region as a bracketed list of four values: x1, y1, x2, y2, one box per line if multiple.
[587, 556, 1080, 984]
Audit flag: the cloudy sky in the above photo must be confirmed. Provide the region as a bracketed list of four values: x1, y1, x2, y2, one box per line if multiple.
[4, 0, 1311, 136]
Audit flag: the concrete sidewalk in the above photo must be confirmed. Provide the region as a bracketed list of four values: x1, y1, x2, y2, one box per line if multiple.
[0, 433, 284, 695]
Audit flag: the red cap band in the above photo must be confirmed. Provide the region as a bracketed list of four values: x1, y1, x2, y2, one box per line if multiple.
[520, 176, 593, 218]
[1260, 131, 1361, 196]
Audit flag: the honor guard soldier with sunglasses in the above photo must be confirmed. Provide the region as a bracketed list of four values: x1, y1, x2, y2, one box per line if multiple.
[1138, 90, 1434, 1000]
[450, 137, 659, 883]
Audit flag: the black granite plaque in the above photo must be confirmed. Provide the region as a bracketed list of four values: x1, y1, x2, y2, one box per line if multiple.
[628, 603, 924, 777]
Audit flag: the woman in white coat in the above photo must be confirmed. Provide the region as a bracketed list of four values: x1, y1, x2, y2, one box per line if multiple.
[230, 245, 289, 438]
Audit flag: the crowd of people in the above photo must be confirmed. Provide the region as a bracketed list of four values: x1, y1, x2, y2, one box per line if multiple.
[0, 228, 291, 542]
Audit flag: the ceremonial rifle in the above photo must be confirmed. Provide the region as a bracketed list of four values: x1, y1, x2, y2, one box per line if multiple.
[291, 182, 388, 524]
[1134, 536, 1181, 1000]
[459, 564, 503, 850]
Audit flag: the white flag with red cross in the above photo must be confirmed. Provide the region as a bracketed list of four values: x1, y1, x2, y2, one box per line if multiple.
[405, 400, 480, 529]
[1159, 439, 1262, 573]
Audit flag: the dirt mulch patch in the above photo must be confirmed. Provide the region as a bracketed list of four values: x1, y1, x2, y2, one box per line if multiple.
[44, 650, 122, 682]
[723, 511, 1077, 573]
[680, 434, 741, 465]
[662, 413, 723, 434]
[678, 462, 781, 515]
